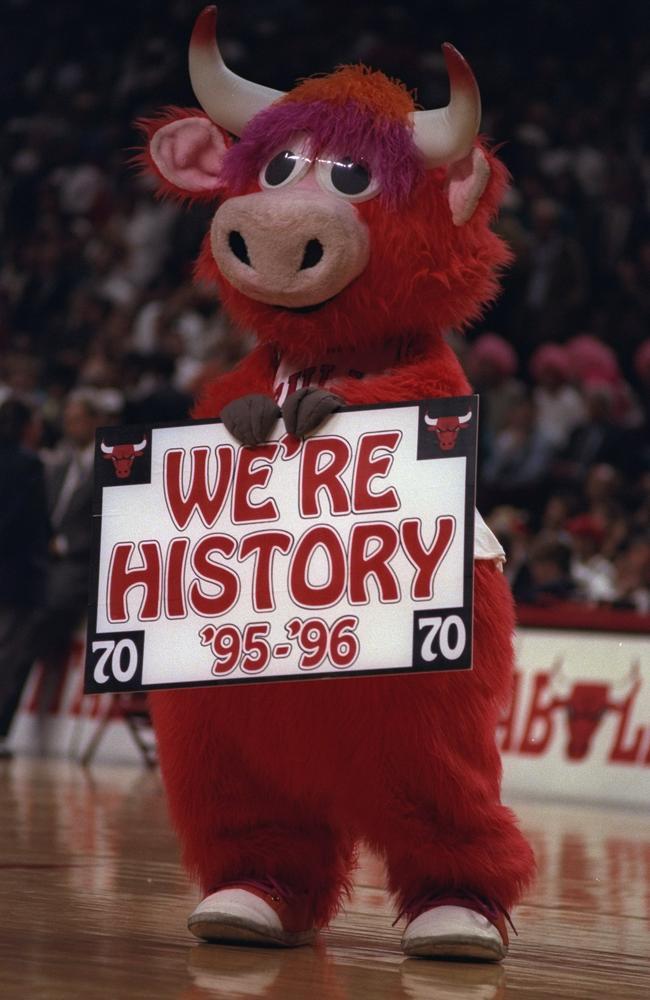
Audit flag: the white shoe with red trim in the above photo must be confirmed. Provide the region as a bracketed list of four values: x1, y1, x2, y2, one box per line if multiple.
[188, 878, 317, 947]
[399, 892, 511, 962]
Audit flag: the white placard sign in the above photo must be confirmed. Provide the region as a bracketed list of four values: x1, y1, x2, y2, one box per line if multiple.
[85, 397, 478, 693]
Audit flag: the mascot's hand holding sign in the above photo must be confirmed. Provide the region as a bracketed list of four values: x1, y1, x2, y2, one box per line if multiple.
[107, 4, 535, 961]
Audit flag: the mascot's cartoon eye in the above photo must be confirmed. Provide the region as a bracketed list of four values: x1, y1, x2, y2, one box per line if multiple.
[332, 158, 370, 194]
[316, 156, 380, 202]
[259, 149, 311, 189]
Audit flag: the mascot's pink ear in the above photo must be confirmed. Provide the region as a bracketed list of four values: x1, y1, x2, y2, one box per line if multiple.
[149, 117, 228, 194]
[445, 147, 491, 225]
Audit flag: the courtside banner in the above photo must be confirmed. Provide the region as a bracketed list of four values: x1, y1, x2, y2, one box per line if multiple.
[84, 396, 478, 693]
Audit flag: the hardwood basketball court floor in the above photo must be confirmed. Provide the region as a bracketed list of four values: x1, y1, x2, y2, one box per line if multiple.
[1, 758, 648, 999]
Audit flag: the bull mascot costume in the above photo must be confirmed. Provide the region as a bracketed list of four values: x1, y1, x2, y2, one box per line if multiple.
[142, 6, 535, 961]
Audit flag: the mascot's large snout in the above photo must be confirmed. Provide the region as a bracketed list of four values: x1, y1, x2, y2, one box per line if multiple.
[211, 190, 370, 308]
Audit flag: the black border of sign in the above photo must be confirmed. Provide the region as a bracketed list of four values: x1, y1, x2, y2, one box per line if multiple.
[85, 395, 478, 693]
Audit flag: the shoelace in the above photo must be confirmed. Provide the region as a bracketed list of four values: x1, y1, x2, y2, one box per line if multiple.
[393, 888, 517, 935]
[210, 876, 294, 903]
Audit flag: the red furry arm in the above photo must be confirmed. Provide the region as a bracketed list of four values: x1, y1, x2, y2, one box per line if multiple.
[192, 344, 277, 419]
[333, 339, 471, 405]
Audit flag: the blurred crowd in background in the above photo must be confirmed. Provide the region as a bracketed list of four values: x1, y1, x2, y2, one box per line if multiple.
[1, 0, 649, 691]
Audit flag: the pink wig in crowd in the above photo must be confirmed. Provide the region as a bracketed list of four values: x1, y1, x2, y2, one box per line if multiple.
[529, 343, 571, 383]
[565, 335, 619, 384]
[469, 332, 518, 378]
[564, 336, 643, 428]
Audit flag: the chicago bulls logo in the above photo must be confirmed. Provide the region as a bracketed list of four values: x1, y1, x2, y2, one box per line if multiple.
[547, 659, 641, 760]
[101, 438, 147, 479]
[424, 410, 472, 451]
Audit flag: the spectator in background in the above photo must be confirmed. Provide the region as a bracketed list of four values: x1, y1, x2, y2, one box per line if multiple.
[582, 465, 629, 562]
[512, 535, 576, 607]
[539, 491, 581, 535]
[55, 290, 111, 368]
[0, 399, 50, 757]
[554, 381, 626, 483]
[566, 334, 643, 429]
[565, 334, 619, 383]
[565, 514, 617, 604]
[0, 388, 117, 746]
[529, 344, 586, 449]
[466, 333, 524, 459]
[613, 539, 650, 614]
[522, 198, 588, 348]
[123, 353, 192, 424]
[481, 394, 555, 516]
[0, 353, 43, 407]
[42, 390, 116, 659]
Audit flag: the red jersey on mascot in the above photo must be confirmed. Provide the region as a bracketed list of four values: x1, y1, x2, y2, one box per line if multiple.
[142, 5, 535, 962]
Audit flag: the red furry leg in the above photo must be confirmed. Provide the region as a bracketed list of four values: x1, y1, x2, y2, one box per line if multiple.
[361, 736, 535, 913]
[149, 689, 356, 926]
[372, 796, 535, 915]
[354, 562, 535, 913]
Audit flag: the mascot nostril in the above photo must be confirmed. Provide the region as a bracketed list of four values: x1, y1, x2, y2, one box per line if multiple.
[299, 239, 324, 270]
[228, 230, 251, 266]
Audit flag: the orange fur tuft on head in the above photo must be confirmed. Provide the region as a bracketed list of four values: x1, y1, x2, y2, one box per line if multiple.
[282, 65, 416, 121]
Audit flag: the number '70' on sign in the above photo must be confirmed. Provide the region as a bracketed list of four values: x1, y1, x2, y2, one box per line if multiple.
[418, 614, 467, 663]
[92, 637, 140, 684]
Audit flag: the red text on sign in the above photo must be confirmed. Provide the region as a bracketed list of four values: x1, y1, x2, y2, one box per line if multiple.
[105, 517, 456, 623]
[164, 432, 403, 531]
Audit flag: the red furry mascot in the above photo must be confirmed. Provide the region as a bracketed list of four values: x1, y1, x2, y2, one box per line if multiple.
[144, 6, 535, 961]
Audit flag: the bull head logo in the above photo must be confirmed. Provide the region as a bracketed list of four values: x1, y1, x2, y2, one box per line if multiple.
[101, 437, 147, 479]
[424, 410, 472, 451]
[547, 658, 641, 761]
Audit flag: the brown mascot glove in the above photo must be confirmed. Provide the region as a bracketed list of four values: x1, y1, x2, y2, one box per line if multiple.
[281, 387, 344, 438]
[220, 394, 281, 447]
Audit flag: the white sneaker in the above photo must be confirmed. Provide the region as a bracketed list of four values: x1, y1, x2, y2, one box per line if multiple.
[401, 902, 509, 962]
[188, 880, 316, 947]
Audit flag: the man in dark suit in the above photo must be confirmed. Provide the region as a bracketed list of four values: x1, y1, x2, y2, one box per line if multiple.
[0, 390, 111, 754]
[41, 389, 103, 655]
